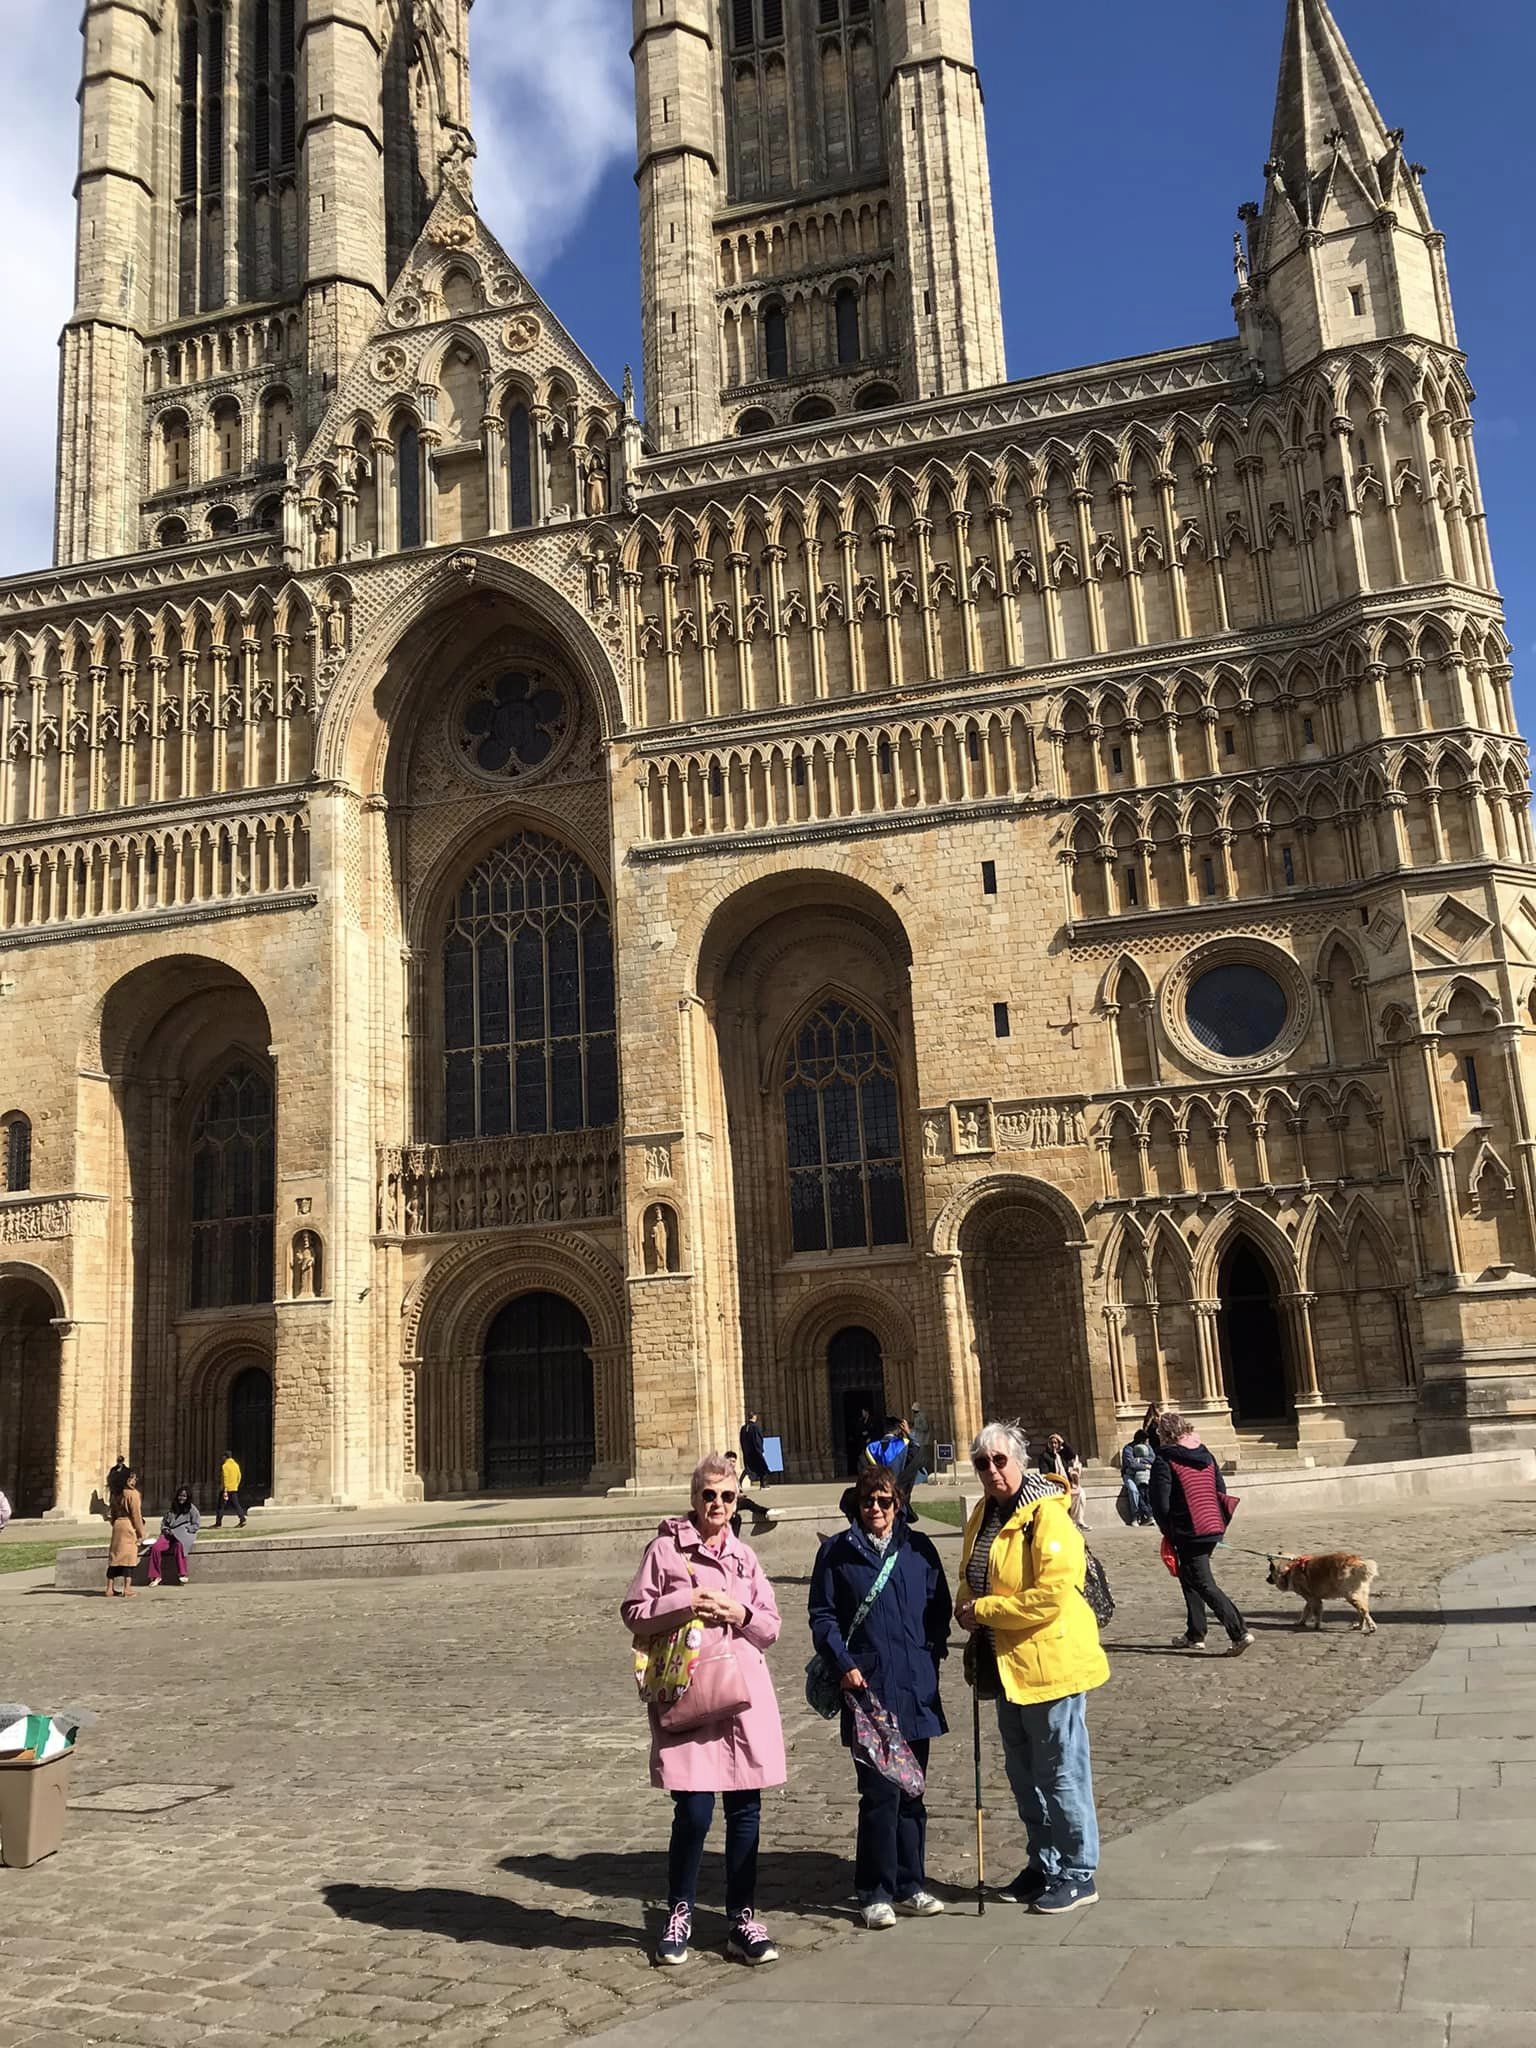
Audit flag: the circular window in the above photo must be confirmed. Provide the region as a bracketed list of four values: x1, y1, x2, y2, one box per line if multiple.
[459, 667, 571, 781]
[1186, 964, 1290, 1059]
[1160, 939, 1310, 1076]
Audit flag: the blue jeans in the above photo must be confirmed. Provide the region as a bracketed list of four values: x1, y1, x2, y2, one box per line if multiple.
[1122, 1476, 1147, 1520]
[667, 1790, 761, 1917]
[995, 1691, 1099, 1886]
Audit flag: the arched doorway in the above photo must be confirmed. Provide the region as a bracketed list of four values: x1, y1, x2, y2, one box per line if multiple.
[957, 1188, 1093, 1456]
[828, 1325, 886, 1476]
[228, 1365, 274, 1503]
[0, 1279, 60, 1517]
[1217, 1238, 1291, 1423]
[483, 1291, 594, 1488]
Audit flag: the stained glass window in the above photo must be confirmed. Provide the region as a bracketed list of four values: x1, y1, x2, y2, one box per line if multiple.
[782, 1000, 907, 1253]
[189, 1063, 275, 1308]
[1186, 963, 1289, 1059]
[461, 668, 569, 780]
[443, 832, 619, 1141]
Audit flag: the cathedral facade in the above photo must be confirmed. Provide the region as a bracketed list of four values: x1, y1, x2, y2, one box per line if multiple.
[1, 0, 1532, 1514]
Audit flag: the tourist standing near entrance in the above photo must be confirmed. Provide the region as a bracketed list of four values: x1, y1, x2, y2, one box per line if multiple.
[1149, 1410, 1255, 1656]
[621, 1453, 785, 1969]
[738, 1413, 770, 1489]
[956, 1420, 1108, 1915]
[909, 1402, 935, 1481]
[215, 1452, 246, 1528]
[106, 1467, 145, 1597]
[809, 1462, 952, 1927]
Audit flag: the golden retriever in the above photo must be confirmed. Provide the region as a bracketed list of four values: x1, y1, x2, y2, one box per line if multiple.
[1267, 1552, 1379, 1634]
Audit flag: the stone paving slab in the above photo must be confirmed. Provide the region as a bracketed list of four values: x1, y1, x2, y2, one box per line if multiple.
[7, 1492, 1536, 2044]
[587, 1534, 1536, 2048]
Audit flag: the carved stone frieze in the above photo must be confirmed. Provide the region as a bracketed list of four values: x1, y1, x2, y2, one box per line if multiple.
[0, 1195, 106, 1243]
[377, 1131, 623, 1239]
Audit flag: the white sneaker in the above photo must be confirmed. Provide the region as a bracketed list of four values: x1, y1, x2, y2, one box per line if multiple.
[896, 1891, 945, 1918]
[1227, 1632, 1256, 1657]
[861, 1901, 897, 1930]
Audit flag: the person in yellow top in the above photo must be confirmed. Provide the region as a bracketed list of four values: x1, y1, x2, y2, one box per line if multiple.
[215, 1452, 246, 1528]
[956, 1419, 1109, 1917]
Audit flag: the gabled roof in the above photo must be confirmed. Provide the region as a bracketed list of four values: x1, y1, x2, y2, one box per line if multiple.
[299, 171, 622, 481]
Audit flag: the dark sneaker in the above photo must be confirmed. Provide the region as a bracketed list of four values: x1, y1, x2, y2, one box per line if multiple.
[996, 1866, 1049, 1905]
[1031, 1878, 1099, 1916]
[655, 1902, 691, 1966]
[1170, 1635, 1206, 1650]
[1227, 1632, 1256, 1657]
[726, 1911, 778, 1964]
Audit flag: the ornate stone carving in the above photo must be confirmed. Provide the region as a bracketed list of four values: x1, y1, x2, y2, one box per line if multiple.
[0, 1198, 81, 1243]
[992, 1100, 1090, 1150]
[505, 313, 542, 354]
[379, 1132, 623, 1240]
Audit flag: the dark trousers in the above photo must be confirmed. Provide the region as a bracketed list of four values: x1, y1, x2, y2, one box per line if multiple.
[667, 1789, 761, 1918]
[214, 1490, 244, 1526]
[1176, 1538, 1247, 1642]
[853, 1737, 929, 1905]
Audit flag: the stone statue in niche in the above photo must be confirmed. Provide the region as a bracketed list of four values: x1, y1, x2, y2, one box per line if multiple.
[291, 1231, 321, 1299]
[508, 1178, 528, 1224]
[532, 1175, 553, 1222]
[483, 1180, 502, 1227]
[584, 460, 609, 518]
[644, 1203, 679, 1275]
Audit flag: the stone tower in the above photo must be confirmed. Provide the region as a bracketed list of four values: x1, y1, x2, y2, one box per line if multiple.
[1235, 0, 1456, 381]
[56, 0, 474, 567]
[632, 0, 1007, 451]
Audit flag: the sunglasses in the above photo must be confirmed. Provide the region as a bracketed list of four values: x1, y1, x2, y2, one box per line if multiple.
[699, 1488, 738, 1505]
[865, 1496, 897, 1511]
[973, 1451, 1013, 1472]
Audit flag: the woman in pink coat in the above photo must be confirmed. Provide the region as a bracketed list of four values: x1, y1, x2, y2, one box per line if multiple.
[621, 1451, 786, 1969]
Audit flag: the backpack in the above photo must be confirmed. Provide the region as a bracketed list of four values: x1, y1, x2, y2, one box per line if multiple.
[1080, 1547, 1116, 1628]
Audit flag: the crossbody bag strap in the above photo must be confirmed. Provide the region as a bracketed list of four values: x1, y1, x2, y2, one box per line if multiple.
[846, 1545, 900, 1645]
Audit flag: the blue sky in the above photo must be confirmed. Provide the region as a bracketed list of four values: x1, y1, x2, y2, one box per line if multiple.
[524, 0, 1535, 725]
[3, 1, 1529, 728]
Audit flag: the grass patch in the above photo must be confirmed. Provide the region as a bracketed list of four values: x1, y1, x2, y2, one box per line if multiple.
[914, 1496, 964, 1529]
[0, 1540, 72, 1572]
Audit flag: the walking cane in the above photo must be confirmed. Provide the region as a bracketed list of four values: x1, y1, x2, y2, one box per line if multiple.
[972, 1678, 986, 1917]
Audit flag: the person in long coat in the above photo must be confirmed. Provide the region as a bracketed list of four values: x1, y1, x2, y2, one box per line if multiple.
[106, 1469, 145, 1597]
[809, 1462, 953, 1927]
[621, 1453, 786, 1969]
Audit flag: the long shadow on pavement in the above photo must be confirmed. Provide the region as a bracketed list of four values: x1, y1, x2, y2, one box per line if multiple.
[322, 1881, 645, 1953]
[497, 1848, 853, 1915]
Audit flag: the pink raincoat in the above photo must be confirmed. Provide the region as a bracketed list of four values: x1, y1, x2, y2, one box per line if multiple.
[621, 1514, 787, 1793]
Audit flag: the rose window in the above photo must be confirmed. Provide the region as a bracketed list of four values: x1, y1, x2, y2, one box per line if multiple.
[461, 668, 570, 779]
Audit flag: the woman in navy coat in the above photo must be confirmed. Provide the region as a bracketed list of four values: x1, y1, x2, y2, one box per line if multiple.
[808, 1461, 954, 1927]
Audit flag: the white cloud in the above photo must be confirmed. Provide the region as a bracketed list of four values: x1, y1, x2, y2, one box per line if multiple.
[0, 0, 635, 581]
[471, 0, 634, 272]
[0, 2, 83, 581]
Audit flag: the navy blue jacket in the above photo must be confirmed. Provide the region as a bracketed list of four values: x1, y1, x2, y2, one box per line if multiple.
[808, 1516, 953, 1747]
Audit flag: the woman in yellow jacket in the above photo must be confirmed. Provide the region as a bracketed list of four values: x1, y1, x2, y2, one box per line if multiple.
[956, 1419, 1109, 1916]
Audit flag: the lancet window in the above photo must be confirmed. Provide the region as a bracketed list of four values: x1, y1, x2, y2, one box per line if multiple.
[782, 1000, 907, 1254]
[442, 832, 619, 1142]
[189, 1064, 276, 1310]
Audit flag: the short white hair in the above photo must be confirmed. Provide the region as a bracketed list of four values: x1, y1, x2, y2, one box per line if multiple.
[969, 1420, 1030, 1468]
[690, 1452, 735, 1493]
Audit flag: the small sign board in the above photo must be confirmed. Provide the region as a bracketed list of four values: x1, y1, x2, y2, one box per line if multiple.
[761, 1435, 785, 1475]
[936, 1443, 955, 1467]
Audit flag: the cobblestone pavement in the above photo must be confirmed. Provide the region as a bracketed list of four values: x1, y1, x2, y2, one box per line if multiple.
[3, 1487, 1535, 2048]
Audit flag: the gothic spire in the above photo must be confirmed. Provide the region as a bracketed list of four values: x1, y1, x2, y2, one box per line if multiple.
[1267, 0, 1400, 225]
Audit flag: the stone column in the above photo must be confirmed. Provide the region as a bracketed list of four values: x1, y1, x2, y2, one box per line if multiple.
[933, 1252, 981, 1455]
[46, 1320, 81, 1519]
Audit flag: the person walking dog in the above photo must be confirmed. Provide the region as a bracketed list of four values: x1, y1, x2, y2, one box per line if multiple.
[956, 1420, 1108, 1915]
[621, 1453, 785, 1969]
[809, 1462, 952, 1927]
[1149, 1410, 1254, 1656]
